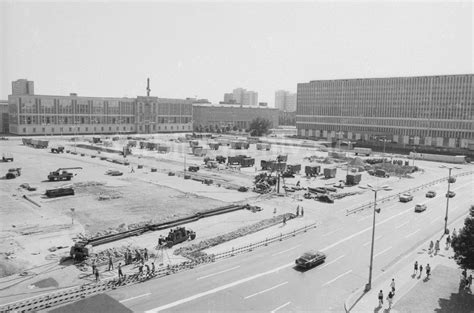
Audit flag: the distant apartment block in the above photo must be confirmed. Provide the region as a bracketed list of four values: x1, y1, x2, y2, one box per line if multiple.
[275, 90, 296, 112]
[296, 74, 474, 149]
[222, 88, 259, 106]
[8, 79, 193, 135]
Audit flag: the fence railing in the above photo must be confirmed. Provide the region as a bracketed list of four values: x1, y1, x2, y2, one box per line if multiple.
[0, 223, 317, 313]
[345, 171, 473, 216]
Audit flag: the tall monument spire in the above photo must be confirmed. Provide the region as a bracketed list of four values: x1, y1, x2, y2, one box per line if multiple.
[146, 78, 151, 97]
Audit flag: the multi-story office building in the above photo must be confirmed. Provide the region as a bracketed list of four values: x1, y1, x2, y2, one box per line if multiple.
[8, 80, 193, 135]
[223, 88, 259, 106]
[297, 74, 473, 149]
[275, 90, 297, 112]
[192, 103, 279, 131]
[0, 100, 9, 134]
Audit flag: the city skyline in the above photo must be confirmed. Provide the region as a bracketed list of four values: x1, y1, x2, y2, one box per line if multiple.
[1, 1, 472, 105]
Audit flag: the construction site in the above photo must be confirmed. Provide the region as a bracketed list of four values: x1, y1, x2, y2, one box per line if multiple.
[0, 132, 472, 311]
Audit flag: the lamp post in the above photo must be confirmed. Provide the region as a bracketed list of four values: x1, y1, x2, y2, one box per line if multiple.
[439, 165, 461, 235]
[359, 184, 392, 292]
[70, 208, 75, 225]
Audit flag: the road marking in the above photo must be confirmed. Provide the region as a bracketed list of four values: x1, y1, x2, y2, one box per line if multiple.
[120, 293, 151, 303]
[322, 270, 352, 286]
[374, 247, 392, 258]
[322, 228, 341, 237]
[144, 262, 294, 312]
[320, 255, 345, 269]
[272, 245, 301, 256]
[357, 215, 372, 222]
[363, 235, 382, 247]
[197, 266, 241, 280]
[430, 217, 442, 224]
[271, 301, 291, 313]
[405, 229, 420, 238]
[244, 281, 288, 299]
[395, 221, 409, 229]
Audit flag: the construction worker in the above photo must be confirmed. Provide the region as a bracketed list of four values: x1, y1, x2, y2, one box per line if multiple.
[94, 268, 99, 282]
[301, 207, 304, 217]
[118, 263, 124, 279]
[144, 248, 148, 261]
[108, 255, 114, 271]
[296, 205, 300, 216]
[151, 262, 155, 274]
[91, 260, 96, 275]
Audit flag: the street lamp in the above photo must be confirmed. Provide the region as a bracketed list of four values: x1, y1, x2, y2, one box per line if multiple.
[439, 165, 461, 235]
[359, 183, 392, 292]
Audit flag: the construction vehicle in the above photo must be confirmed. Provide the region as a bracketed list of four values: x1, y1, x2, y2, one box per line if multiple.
[323, 168, 337, 179]
[47, 167, 82, 181]
[158, 227, 196, 248]
[50, 146, 65, 153]
[2, 153, 14, 162]
[5, 168, 21, 179]
[70, 242, 93, 261]
[346, 173, 362, 186]
[188, 166, 200, 172]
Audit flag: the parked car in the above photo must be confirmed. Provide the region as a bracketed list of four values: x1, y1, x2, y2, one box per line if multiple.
[425, 191, 436, 198]
[295, 250, 326, 269]
[415, 204, 427, 213]
[446, 191, 456, 198]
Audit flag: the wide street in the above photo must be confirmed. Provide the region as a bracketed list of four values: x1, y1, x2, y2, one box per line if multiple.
[105, 174, 473, 312]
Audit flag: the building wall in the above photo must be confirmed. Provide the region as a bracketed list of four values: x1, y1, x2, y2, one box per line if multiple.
[275, 90, 296, 112]
[296, 74, 474, 149]
[192, 105, 279, 130]
[0, 100, 9, 134]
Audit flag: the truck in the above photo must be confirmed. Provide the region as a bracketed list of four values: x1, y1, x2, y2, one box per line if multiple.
[323, 168, 337, 179]
[47, 167, 83, 181]
[346, 173, 362, 185]
[2, 153, 14, 162]
[158, 227, 196, 248]
[5, 168, 21, 179]
[45, 187, 75, 198]
[353, 147, 372, 156]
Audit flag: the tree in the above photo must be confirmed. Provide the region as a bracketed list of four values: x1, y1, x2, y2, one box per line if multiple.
[248, 117, 272, 137]
[452, 205, 474, 270]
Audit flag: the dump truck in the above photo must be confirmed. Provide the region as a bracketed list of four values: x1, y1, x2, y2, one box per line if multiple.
[5, 168, 21, 179]
[158, 227, 196, 248]
[323, 168, 337, 179]
[45, 187, 75, 198]
[346, 173, 362, 185]
[47, 167, 82, 181]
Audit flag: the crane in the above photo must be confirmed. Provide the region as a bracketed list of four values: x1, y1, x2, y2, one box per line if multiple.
[48, 167, 83, 181]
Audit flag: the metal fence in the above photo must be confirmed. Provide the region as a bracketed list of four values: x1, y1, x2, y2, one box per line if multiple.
[345, 171, 474, 216]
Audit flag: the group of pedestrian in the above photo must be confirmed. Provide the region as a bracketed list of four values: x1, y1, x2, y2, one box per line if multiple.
[124, 248, 149, 265]
[428, 240, 441, 255]
[377, 278, 396, 309]
[295, 205, 304, 217]
[413, 261, 431, 279]
[461, 268, 473, 291]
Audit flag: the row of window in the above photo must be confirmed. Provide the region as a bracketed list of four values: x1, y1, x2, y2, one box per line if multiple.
[21, 124, 192, 134]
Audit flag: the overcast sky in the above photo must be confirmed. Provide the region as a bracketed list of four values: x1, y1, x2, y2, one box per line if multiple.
[1, 1, 473, 106]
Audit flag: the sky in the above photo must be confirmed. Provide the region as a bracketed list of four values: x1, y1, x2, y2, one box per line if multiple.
[1, 1, 473, 106]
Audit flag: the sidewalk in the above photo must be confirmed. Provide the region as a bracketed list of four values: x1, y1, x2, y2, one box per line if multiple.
[345, 222, 473, 312]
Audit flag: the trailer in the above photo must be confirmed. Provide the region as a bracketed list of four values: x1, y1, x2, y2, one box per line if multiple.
[305, 165, 321, 177]
[256, 143, 271, 151]
[353, 147, 372, 156]
[323, 167, 337, 179]
[346, 173, 362, 185]
[45, 187, 75, 198]
[241, 157, 255, 168]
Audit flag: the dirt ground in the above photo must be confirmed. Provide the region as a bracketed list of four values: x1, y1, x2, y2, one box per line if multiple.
[0, 133, 471, 279]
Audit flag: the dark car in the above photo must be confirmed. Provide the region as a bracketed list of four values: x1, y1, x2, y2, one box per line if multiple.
[295, 250, 326, 269]
[446, 191, 456, 198]
[425, 191, 436, 198]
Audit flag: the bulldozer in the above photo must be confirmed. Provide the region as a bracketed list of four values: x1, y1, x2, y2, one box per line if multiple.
[48, 167, 82, 181]
[50, 146, 65, 153]
[158, 227, 196, 248]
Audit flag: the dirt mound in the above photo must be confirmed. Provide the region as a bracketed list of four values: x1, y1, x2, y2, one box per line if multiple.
[348, 157, 365, 167]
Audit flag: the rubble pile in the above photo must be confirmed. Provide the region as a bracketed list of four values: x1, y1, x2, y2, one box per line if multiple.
[253, 173, 277, 194]
[78, 244, 148, 271]
[174, 213, 296, 260]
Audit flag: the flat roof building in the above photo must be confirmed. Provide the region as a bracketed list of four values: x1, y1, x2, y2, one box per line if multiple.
[8, 80, 193, 135]
[297, 74, 473, 149]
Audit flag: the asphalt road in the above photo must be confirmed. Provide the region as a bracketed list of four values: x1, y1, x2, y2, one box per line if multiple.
[106, 175, 473, 312]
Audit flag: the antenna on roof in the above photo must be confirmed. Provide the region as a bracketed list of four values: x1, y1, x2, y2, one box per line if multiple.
[146, 78, 151, 97]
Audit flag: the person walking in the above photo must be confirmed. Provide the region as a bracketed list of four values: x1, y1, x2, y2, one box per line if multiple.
[301, 207, 304, 217]
[108, 255, 114, 271]
[94, 268, 99, 282]
[144, 248, 148, 261]
[419, 264, 423, 278]
[138, 263, 144, 276]
[92, 260, 96, 275]
[435, 240, 440, 255]
[390, 278, 396, 295]
[296, 205, 300, 217]
[426, 264, 431, 278]
[386, 290, 394, 309]
[467, 274, 472, 290]
[414, 261, 419, 275]
[429, 240, 434, 254]
[446, 235, 451, 249]
[151, 262, 155, 274]
[283, 216, 286, 225]
[273, 208, 277, 214]
[118, 263, 124, 279]
[378, 290, 384, 307]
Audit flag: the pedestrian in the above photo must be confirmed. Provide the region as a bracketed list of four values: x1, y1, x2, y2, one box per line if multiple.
[378, 290, 384, 307]
[386, 290, 394, 309]
[118, 263, 124, 279]
[301, 207, 304, 217]
[429, 240, 434, 254]
[144, 248, 148, 261]
[296, 205, 300, 217]
[145, 263, 150, 276]
[138, 263, 143, 276]
[273, 208, 277, 214]
[467, 274, 472, 289]
[419, 264, 423, 278]
[283, 216, 286, 225]
[390, 278, 396, 295]
[426, 263, 431, 278]
[151, 262, 155, 274]
[462, 268, 467, 279]
[108, 255, 114, 271]
[296, 180, 300, 187]
[92, 260, 96, 275]
[127, 251, 133, 265]
[435, 240, 440, 255]
[446, 235, 451, 249]
[414, 261, 418, 275]
[94, 268, 99, 282]
[131, 166, 135, 173]
[124, 251, 128, 265]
